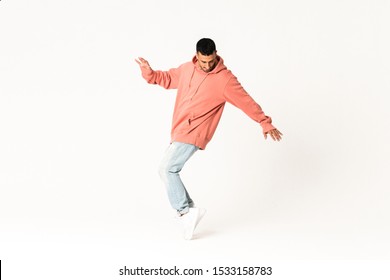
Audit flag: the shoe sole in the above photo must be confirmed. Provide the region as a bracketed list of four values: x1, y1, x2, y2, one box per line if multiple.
[195, 208, 206, 229]
[184, 208, 206, 240]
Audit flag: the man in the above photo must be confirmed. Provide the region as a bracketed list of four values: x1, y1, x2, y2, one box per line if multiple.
[135, 38, 282, 240]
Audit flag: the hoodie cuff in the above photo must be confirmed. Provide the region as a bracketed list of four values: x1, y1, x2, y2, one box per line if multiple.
[260, 117, 275, 133]
[141, 68, 154, 83]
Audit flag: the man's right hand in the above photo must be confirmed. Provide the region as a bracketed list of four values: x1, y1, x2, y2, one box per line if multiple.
[135, 57, 152, 70]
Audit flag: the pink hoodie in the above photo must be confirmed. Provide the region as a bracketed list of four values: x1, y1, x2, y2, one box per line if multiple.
[140, 55, 275, 149]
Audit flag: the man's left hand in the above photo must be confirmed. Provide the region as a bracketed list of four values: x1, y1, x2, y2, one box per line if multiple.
[264, 129, 283, 141]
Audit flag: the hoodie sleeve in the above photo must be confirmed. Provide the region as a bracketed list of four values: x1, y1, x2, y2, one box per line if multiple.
[223, 76, 275, 133]
[140, 66, 180, 90]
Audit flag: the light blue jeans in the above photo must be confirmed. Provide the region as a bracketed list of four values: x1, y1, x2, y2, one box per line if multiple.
[159, 142, 199, 215]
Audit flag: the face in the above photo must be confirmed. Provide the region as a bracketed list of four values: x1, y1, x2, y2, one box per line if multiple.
[196, 51, 218, 73]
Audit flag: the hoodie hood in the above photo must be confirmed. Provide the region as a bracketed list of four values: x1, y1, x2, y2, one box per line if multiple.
[192, 55, 227, 74]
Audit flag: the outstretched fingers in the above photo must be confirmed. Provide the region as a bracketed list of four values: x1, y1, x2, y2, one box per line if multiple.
[135, 57, 151, 70]
[264, 129, 283, 141]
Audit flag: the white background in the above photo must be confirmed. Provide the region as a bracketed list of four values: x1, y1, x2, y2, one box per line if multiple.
[1, 0, 390, 279]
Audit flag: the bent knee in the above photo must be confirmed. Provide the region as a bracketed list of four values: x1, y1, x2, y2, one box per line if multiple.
[159, 162, 180, 178]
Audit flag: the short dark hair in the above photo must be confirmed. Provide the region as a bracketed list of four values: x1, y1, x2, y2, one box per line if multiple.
[196, 38, 216, 55]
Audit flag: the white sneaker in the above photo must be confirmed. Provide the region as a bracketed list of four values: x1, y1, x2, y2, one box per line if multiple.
[179, 207, 206, 240]
[196, 208, 207, 229]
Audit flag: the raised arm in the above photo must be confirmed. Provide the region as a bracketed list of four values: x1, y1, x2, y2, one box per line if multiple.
[135, 57, 180, 89]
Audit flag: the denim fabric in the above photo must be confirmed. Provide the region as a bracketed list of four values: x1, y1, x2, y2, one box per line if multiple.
[159, 142, 199, 215]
